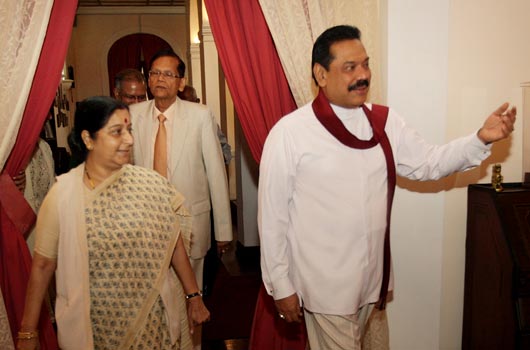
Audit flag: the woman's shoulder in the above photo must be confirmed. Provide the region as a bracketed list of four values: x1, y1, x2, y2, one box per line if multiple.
[55, 164, 83, 190]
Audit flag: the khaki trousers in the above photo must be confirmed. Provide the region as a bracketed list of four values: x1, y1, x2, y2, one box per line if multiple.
[304, 304, 389, 350]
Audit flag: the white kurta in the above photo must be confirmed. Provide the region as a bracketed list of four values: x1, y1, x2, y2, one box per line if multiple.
[258, 102, 490, 315]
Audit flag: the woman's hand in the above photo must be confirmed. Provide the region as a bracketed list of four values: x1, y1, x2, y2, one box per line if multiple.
[171, 236, 210, 333]
[16, 335, 38, 350]
[18, 254, 56, 350]
[186, 296, 210, 334]
[12, 171, 26, 193]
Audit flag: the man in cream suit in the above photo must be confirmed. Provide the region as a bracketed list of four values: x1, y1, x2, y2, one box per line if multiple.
[129, 49, 232, 293]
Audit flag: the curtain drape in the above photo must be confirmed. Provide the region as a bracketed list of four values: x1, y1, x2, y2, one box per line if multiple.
[0, 1, 78, 348]
[203, 1, 305, 348]
[0, 0, 53, 171]
[249, 286, 307, 350]
[0, 292, 14, 350]
[203, 0, 297, 163]
[258, 0, 382, 107]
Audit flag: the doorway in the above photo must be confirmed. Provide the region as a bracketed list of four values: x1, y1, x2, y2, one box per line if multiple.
[107, 33, 172, 98]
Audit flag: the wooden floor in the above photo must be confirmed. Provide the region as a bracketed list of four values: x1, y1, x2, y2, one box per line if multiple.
[203, 338, 250, 350]
[201, 242, 261, 350]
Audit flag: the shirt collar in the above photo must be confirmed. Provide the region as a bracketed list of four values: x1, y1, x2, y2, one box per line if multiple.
[330, 103, 364, 122]
[152, 100, 176, 122]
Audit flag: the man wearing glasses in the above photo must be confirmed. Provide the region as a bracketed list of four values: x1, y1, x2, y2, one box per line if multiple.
[113, 68, 147, 105]
[129, 50, 232, 347]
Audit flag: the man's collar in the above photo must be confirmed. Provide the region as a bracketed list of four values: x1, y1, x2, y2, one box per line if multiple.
[152, 100, 176, 120]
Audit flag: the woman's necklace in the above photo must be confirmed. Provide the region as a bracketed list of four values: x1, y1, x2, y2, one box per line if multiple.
[85, 167, 95, 189]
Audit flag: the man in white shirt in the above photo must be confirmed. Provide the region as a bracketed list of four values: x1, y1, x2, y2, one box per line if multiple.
[258, 25, 516, 349]
[129, 49, 232, 293]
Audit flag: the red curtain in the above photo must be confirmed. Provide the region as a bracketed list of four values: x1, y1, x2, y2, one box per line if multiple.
[203, 0, 297, 163]
[203, 1, 306, 349]
[0, 0, 78, 348]
[249, 286, 308, 350]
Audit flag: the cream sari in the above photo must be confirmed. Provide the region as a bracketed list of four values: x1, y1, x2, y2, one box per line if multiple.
[54, 164, 192, 350]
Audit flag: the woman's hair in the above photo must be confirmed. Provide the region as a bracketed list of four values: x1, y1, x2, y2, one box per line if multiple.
[68, 96, 128, 165]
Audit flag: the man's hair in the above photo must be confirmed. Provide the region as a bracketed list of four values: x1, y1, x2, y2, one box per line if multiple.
[311, 25, 362, 84]
[114, 68, 146, 90]
[178, 85, 199, 103]
[150, 48, 186, 78]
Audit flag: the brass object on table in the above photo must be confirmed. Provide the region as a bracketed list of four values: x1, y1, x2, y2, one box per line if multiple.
[491, 164, 503, 192]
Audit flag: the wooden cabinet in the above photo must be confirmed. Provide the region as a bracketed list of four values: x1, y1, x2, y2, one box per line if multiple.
[463, 183, 530, 349]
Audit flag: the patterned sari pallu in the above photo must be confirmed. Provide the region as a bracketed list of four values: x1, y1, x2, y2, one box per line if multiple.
[56, 164, 191, 350]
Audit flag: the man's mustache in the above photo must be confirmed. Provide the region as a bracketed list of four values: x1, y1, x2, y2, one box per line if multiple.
[348, 79, 370, 91]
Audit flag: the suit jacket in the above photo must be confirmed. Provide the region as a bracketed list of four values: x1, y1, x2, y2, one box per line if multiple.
[130, 98, 232, 258]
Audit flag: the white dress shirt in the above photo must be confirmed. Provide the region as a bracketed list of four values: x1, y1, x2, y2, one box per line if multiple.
[258, 102, 491, 315]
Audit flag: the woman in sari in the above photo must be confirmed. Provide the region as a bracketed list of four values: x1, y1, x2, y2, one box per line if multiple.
[17, 96, 209, 350]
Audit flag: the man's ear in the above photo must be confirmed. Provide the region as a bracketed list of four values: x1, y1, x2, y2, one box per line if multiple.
[178, 77, 187, 92]
[313, 63, 327, 87]
[113, 88, 120, 99]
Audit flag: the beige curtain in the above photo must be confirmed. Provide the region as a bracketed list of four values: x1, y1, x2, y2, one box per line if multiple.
[0, 293, 14, 350]
[258, 0, 382, 107]
[0, 0, 53, 345]
[0, 0, 53, 170]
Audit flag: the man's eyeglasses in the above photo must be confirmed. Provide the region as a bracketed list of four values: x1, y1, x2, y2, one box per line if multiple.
[122, 93, 147, 102]
[148, 70, 181, 79]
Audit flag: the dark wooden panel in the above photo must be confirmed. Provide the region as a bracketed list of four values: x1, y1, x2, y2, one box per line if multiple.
[463, 184, 530, 349]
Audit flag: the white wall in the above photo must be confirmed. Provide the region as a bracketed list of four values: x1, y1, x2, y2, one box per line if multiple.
[386, 1, 529, 349]
[442, 0, 528, 348]
[386, 1, 449, 349]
